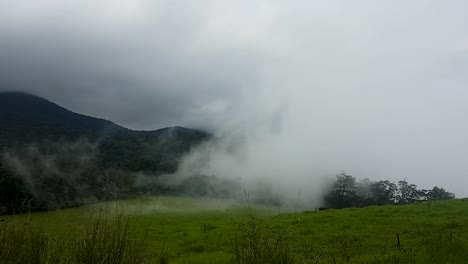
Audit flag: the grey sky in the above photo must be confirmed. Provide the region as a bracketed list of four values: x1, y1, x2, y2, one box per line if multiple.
[1, 1, 468, 198]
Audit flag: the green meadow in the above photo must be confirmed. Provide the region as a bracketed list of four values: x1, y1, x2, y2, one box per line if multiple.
[2, 196, 468, 263]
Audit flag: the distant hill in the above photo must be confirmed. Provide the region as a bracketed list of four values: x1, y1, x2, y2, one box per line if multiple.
[0, 92, 210, 172]
[0, 92, 125, 144]
[0, 92, 213, 212]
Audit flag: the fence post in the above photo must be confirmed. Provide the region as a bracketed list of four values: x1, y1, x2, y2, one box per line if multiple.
[396, 233, 400, 250]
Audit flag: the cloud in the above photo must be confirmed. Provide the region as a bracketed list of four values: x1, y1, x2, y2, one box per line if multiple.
[1, 0, 468, 198]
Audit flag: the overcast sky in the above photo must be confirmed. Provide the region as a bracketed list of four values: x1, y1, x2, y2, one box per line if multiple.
[1, 1, 468, 198]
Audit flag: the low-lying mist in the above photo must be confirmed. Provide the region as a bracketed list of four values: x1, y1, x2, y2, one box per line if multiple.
[172, 133, 332, 209]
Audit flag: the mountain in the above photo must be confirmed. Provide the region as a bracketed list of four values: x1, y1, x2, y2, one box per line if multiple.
[0, 91, 212, 213]
[0, 92, 125, 144]
[0, 92, 210, 172]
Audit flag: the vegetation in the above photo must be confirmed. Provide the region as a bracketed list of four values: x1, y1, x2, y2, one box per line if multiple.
[324, 172, 455, 209]
[232, 217, 295, 264]
[1, 196, 468, 263]
[0, 162, 32, 214]
[0, 209, 155, 264]
[0, 92, 464, 263]
[0, 92, 456, 216]
[73, 211, 154, 264]
[0, 92, 211, 213]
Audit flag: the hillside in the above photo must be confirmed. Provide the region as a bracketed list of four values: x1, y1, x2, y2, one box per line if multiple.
[0, 92, 126, 144]
[0, 92, 211, 212]
[0, 92, 209, 172]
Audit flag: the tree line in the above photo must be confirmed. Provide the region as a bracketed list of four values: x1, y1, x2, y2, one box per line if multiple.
[0, 140, 239, 215]
[324, 172, 455, 209]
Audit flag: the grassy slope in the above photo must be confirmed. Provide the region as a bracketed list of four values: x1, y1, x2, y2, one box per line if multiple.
[2, 197, 468, 263]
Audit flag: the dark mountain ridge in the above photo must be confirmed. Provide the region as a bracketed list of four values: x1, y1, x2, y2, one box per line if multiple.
[0, 91, 212, 213]
[0, 91, 210, 172]
[0, 91, 207, 146]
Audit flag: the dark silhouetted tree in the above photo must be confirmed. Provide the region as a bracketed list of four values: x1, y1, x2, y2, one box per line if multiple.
[427, 186, 455, 201]
[325, 173, 359, 208]
[0, 161, 33, 214]
[370, 180, 398, 205]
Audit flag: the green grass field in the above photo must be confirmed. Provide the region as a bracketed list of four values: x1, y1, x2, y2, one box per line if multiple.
[2, 197, 468, 263]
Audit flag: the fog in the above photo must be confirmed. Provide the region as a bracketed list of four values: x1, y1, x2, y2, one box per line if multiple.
[1, 1, 468, 199]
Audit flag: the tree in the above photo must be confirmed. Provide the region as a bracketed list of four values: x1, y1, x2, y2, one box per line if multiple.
[427, 186, 455, 201]
[397, 180, 420, 204]
[322, 174, 456, 209]
[370, 180, 398, 205]
[355, 178, 374, 206]
[0, 161, 33, 214]
[325, 173, 359, 208]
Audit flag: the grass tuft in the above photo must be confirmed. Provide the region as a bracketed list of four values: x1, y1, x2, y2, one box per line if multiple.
[0, 222, 64, 264]
[73, 211, 152, 264]
[231, 217, 295, 264]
